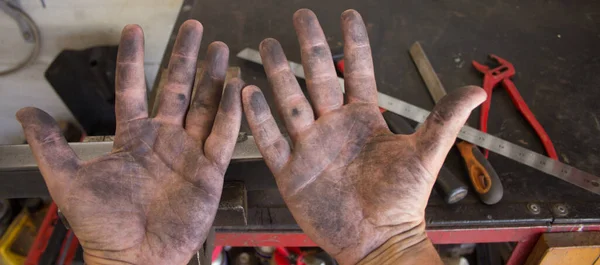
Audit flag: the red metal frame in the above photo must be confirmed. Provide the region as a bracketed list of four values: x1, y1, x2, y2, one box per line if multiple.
[25, 203, 59, 265]
[215, 224, 600, 264]
[25, 203, 80, 265]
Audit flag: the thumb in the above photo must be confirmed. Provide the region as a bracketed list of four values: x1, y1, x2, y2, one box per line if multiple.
[415, 86, 486, 172]
[16, 107, 81, 198]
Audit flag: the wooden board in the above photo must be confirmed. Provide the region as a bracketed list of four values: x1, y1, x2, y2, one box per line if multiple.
[525, 232, 600, 265]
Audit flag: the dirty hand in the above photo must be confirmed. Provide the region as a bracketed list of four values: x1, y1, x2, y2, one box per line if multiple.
[17, 20, 242, 264]
[242, 9, 486, 265]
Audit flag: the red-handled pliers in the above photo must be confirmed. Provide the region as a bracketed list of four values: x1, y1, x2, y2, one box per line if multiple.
[472, 55, 558, 160]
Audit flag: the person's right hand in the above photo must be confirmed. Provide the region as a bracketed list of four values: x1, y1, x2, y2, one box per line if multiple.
[242, 9, 486, 265]
[17, 20, 242, 265]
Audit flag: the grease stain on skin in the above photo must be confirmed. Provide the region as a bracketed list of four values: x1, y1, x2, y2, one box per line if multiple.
[294, 9, 322, 39]
[18, 107, 56, 129]
[250, 91, 269, 115]
[308, 45, 329, 58]
[118, 26, 143, 62]
[206, 41, 229, 80]
[192, 76, 222, 111]
[260, 38, 288, 67]
[291, 108, 300, 117]
[16, 109, 82, 174]
[341, 11, 369, 44]
[174, 21, 203, 55]
[220, 80, 244, 113]
[428, 86, 481, 126]
[167, 56, 197, 85]
[136, 101, 147, 114]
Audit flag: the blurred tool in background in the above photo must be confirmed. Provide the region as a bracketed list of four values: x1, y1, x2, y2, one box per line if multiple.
[472, 55, 558, 160]
[409, 42, 503, 205]
[0, 0, 41, 76]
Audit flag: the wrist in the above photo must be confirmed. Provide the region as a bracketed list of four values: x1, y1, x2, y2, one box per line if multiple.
[83, 249, 193, 265]
[355, 228, 441, 265]
[329, 221, 429, 265]
[84, 252, 133, 265]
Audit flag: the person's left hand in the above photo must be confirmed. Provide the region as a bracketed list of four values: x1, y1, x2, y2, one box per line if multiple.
[17, 20, 242, 265]
[242, 9, 484, 265]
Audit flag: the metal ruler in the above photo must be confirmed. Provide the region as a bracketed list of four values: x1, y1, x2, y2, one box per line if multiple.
[237, 48, 600, 195]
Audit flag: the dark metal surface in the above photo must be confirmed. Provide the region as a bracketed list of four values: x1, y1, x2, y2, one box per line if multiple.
[45, 46, 119, 136]
[178, 0, 600, 228]
[214, 182, 248, 226]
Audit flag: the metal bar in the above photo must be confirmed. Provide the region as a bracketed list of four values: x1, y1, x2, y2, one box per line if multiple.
[214, 224, 600, 246]
[506, 236, 539, 265]
[0, 136, 262, 171]
[409, 42, 446, 103]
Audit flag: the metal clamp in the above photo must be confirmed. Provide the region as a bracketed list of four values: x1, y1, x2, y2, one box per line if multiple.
[0, 0, 34, 42]
[0, 0, 41, 76]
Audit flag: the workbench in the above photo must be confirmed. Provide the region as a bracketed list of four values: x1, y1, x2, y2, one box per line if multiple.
[166, 1, 600, 263]
[2, 0, 600, 264]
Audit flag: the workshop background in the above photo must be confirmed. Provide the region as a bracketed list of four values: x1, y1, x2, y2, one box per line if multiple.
[0, 0, 180, 144]
[1, 0, 600, 264]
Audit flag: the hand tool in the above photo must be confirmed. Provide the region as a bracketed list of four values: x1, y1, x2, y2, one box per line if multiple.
[382, 110, 468, 203]
[409, 42, 503, 204]
[334, 50, 468, 204]
[0, 0, 41, 76]
[237, 48, 600, 196]
[472, 55, 558, 160]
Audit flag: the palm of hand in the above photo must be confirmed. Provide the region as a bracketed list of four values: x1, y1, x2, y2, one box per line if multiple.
[279, 104, 433, 257]
[17, 20, 244, 264]
[61, 120, 221, 261]
[243, 9, 485, 265]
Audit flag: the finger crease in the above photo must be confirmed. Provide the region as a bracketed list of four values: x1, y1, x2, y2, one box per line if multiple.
[270, 67, 293, 77]
[201, 71, 225, 81]
[171, 52, 198, 59]
[40, 132, 62, 145]
[281, 93, 308, 105]
[317, 103, 342, 113]
[307, 74, 339, 81]
[261, 135, 285, 153]
[302, 42, 329, 51]
[346, 43, 371, 49]
[253, 115, 273, 128]
[162, 84, 191, 94]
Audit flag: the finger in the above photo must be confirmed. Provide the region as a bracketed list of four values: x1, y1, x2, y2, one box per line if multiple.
[155, 20, 203, 125]
[415, 86, 487, 171]
[259, 38, 314, 140]
[242, 86, 291, 173]
[341, 9, 378, 104]
[115, 24, 148, 126]
[293, 9, 343, 116]
[186, 41, 229, 141]
[16, 107, 81, 200]
[204, 78, 244, 169]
